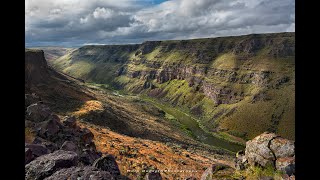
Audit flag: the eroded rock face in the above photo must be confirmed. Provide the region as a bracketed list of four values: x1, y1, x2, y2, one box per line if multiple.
[93, 155, 120, 176]
[44, 166, 114, 180]
[236, 132, 295, 176]
[25, 150, 78, 180]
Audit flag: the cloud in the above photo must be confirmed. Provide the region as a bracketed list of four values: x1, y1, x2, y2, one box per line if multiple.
[25, 0, 295, 47]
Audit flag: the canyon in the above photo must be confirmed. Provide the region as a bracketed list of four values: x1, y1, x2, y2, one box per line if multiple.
[50, 32, 295, 142]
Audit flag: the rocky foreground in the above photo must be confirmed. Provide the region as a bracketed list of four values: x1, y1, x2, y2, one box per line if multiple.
[25, 96, 130, 179]
[25, 102, 295, 180]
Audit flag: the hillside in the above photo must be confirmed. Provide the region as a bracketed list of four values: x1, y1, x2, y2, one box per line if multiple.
[50, 32, 295, 141]
[25, 49, 240, 179]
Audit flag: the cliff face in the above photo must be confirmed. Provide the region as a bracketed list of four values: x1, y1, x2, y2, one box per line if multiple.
[50, 32, 295, 140]
[25, 49, 94, 111]
[25, 49, 50, 87]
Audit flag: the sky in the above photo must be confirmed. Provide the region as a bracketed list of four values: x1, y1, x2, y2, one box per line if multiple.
[25, 0, 295, 47]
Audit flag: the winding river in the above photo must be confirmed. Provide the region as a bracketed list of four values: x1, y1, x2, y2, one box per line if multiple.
[141, 98, 245, 153]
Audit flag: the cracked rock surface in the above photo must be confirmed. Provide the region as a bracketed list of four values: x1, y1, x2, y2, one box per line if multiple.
[236, 132, 295, 176]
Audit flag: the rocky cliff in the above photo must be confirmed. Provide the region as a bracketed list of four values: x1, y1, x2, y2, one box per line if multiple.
[25, 49, 95, 112]
[50, 32, 295, 141]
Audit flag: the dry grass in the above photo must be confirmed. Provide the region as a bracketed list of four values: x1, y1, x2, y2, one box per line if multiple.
[73, 100, 104, 117]
[78, 121, 233, 180]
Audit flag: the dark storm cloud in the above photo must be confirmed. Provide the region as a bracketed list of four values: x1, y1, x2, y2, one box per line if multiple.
[25, 0, 295, 47]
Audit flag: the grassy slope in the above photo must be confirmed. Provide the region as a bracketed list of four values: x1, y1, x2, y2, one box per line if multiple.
[50, 32, 295, 141]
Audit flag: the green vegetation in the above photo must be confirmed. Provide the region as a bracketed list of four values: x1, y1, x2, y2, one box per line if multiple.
[232, 165, 284, 180]
[50, 32, 295, 143]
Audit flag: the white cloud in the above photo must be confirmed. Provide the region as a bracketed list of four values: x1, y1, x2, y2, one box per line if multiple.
[25, 0, 295, 46]
[93, 7, 114, 19]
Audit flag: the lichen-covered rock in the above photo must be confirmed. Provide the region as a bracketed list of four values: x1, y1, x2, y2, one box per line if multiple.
[240, 132, 295, 176]
[25, 150, 78, 180]
[200, 164, 227, 180]
[270, 137, 295, 159]
[245, 132, 278, 167]
[93, 154, 120, 176]
[276, 157, 295, 176]
[26, 103, 52, 122]
[44, 166, 114, 180]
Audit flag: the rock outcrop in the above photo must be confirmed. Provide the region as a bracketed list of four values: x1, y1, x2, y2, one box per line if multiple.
[25, 150, 78, 180]
[93, 155, 121, 176]
[235, 132, 295, 176]
[44, 166, 114, 180]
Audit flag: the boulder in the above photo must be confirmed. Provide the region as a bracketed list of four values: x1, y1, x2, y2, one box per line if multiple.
[25, 150, 78, 180]
[36, 114, 63, 138]
[25, 148, 34, 165]
[25, 143, 51, 157]
[26, 103, 51, 122]
[44, 166, 114, 180]
[32, 137, 58, 152]
[276, 157, 295, 176]
[200, 164, 227, 180]
[93, 154, 120, 176]
[240, 132, 295, 176]
[245, 132, 278, 167]
[270, 137, 295, 159]
[79, 148, 101, 165]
